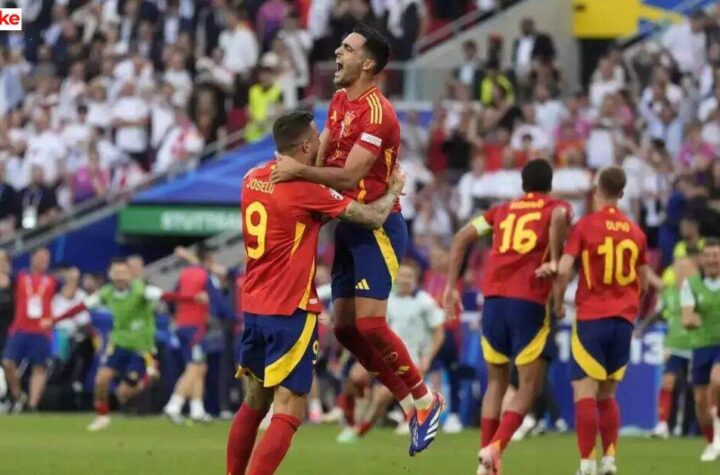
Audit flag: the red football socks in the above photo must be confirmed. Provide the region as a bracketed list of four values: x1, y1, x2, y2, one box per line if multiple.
[481, 418, 500, 448]
[334, 323, 412, 402]
[336, 393, 356, 426]
[227, 404, 265, 475]
[94, 401, 109, 416]
[597, 398, 620, 456]
[575, 398, 599, 459]
[357, 421, 373, 437]
[246, 414, 301, 475]
[355, 317, 427, 399]
[489, 411, 523, 453]
[703, 425, 714, 443]
[658, 388, 672, 423]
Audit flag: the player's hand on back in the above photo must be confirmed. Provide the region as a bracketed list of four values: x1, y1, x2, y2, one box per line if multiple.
[270, 152, 303, 184]
[534, 261, 558, 278]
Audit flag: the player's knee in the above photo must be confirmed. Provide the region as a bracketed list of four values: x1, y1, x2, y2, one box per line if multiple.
[273, 386, 306, 419]
[2, 359, 15, 372]
[31, 365, 46, 376]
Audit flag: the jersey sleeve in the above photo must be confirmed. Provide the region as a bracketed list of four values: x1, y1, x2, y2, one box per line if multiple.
[354, 108, 391, 156]
[292, 182, 353, 219]
[470, 206, 497, 236]
[563, 222, 584, 257]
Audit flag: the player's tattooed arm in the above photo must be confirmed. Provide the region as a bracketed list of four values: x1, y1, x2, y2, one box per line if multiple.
[272, 144, 375, 190]
[338, 168, 405, 229]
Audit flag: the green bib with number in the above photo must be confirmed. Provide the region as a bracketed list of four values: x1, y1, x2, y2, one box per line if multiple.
[100, 280, 156, 352]
[687, 275, 720, 348]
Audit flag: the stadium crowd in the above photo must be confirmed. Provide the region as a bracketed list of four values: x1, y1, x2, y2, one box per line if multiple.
[1, 0, 720, 447]
[0, 0, 517, 239]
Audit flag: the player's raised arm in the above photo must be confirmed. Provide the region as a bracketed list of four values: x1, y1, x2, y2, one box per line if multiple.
[680, 278, 702, 329]
[144, 285, 209, 304]
[272, 143, 376, 190]
[338, 167, 405, 229]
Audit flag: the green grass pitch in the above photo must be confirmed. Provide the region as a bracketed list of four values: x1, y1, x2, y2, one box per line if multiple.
[0, 414, 718, 474]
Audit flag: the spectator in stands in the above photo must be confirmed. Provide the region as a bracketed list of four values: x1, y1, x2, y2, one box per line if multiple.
[554, 119, 586, 166]
[552, 148, 592, 220]
[0, 48, 25, 117]
[590, 57, 624, 110]
[384, 0, 423, 61]
[511, 104, 552, 156]
[456, 152, 493, 221]
[674, 215, 705, 260]
[25, 110, 66, 186]
[662, 10, 707, 78]
[480, 58, 514, 106]
[401, 109, 429, 163]
[455, 40, 483, 95]
[61, 105, 94, 161]
[277, 9, 313, 100]
[586, 95, 622, 170]
[511, 18, 556, 82]
[330, 0, 380, 49]
[0, 160, 19, 236]
[486, 147, 523, 202]
[533, 84, 567, 136]
[257, 0, 290, 50]
[398, 147, 433, 238]
[71, 147, 110, 205]
[244, 64, 283, 143]
[112, 81, 150, 170]
[19, 166, 60, 230]
[163, 49, 193, 108]
[642, 97, 684, 161]
[677, 120, 716, 171]
[154, 105, 205, 174]
[219, 9, 259, 80]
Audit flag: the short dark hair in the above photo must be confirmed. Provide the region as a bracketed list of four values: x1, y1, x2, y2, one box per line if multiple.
[353, 23, 391, 75]
[597, 165, 626, 199]
[521, 159, 553, 193]
[110, 257, 129, 267]
[272, 110, 315, 153]
[197, 244, 214, 263]
[704, 237, 720, 249]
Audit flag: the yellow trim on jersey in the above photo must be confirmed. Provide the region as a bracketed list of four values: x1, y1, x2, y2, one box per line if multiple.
[515, 304, 551, 366]
[373, 228, 399, 282]
[142, 352, 154, 371]
[291, 222, 306, 256]
[384, 148, 393, 182]
[264, 313, 318, 388]
[367, 94, 383, 124]
[581, 250, 593, 289]
[470, 215, 492, 236]
[481, 337, 510, 365]
[358, 87, 377, 101]
[357, 179, 367, 203]
[298, 258, 315, 310]
[609, 365, 627, 382]
[571, 325, 607, 380]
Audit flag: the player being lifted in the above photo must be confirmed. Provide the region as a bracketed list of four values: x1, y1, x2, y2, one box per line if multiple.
[680, 239, 720, 462]
[52, 258, 205, 431]
[270, 24, 444, 453]
[226, 110, 406, 475]
[554, 166, 650, 475]
[444, 159, 571, 475]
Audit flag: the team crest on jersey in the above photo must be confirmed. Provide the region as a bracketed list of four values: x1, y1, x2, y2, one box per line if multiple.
[340, 111, 356, 137]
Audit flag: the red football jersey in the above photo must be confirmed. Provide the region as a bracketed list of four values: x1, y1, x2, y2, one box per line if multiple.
[241, 161, 352, 316]
[325, 86, 400, 210]
[564, 206, 647, 322]
[11, 271, 58, 335]
[474, 192, 571, 305]
[175, 266, 209, 327]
